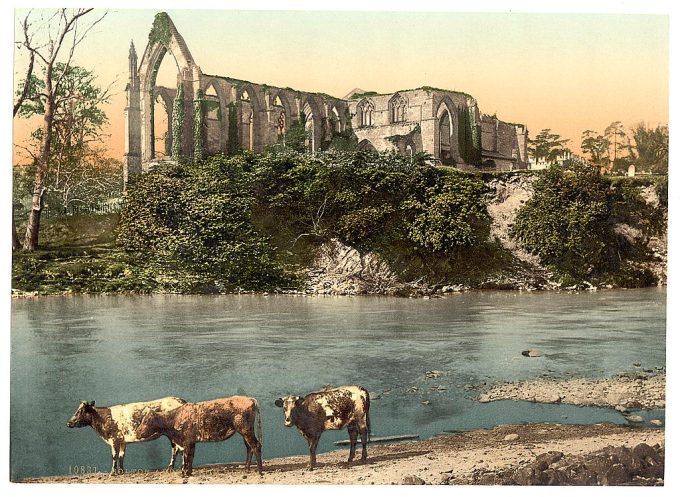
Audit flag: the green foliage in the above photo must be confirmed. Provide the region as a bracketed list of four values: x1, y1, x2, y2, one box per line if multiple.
[148, 12, 172, 46]
[511, 160, 663, 282]
[171, 83, 185, 158]
[193, 89, 204, 160]
[629, 123, 668, 174]
[456, 106, 481, 164]
[14, 63, 120, 214]
[117, 157, 287, 292]
[529, 129, 569, 163]
[227, 102, 240, 155]
[403, 173, 488, 252]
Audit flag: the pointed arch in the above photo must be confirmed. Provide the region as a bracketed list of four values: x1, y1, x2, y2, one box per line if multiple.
[137, 13, 201, 163]
[357, 98, 375, 127]
[435, 97, 459, 165]
[301, 97, 324, 153]
[271, 90, 294, 137]
[358, 139, 377, 152]
[388, 93, 408, 123]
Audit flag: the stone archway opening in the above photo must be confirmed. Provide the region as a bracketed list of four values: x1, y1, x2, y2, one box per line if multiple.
[439, 110, 454, 165]
[153, 93, 171, 158]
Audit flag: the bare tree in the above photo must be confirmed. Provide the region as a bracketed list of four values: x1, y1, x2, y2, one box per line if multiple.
[12, 13, 37, 250]
[17, 8, 106, 250]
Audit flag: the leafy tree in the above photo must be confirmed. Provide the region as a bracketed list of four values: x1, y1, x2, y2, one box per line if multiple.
[580, 130, 609, 168]
[604, 121, 629, 164]
[511, 161, 612, 278]
[15, 63, 116, 213]
[629, 123, 668, 174]
[528, 129, 569, 164]
[13, 8, 106, 250]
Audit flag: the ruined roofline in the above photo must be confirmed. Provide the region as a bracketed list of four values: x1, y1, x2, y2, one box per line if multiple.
[201, 73, 345, 102]
[347, 86, 476, 101]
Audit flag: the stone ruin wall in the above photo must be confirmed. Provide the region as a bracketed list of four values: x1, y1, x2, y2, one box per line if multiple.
[125, 12, 529, 184]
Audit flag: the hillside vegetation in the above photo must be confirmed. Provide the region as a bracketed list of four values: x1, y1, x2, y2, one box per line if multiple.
[12, 151, 667, 295]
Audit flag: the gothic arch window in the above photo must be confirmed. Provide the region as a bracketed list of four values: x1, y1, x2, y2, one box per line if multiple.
[357, 99, 374, 127]
[240, 89, 251, 102]
[273, 95, 283, 107]
[331, 106, 341, 133]
[388, 94, 407, 123]
[205, 83, 220, 120]
[302, 101, 315, 152]
[358, 139, 376, 152]
[439, 109, 454, 165]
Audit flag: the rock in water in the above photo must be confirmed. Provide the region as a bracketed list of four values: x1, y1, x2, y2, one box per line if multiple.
[650, 419, 663, 426]
[625, 415, 644, 423]
[522, 349, 544, 357]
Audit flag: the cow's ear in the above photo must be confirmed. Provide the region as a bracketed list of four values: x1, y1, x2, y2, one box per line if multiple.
[274, 398, 283, 408]
[86, 400, 95, 407]
[294, 397, 303, 407]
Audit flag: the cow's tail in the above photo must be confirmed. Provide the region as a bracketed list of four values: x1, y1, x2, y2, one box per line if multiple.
[254, 399, 263, 448]
[364, 387, 371, 443]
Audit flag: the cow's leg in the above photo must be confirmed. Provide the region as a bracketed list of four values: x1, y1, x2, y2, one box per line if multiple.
[168, 442, 180, 471]
[242, 431, 263, 475]
[118, 443, 126, 474]
[182, 443, 195, 477]
[109, 443, 119, 476]
[347, 423, 359, 463]
[306, 435, 319, 470]
[359, 419, 369, 461]
[243, 438, 252, 471]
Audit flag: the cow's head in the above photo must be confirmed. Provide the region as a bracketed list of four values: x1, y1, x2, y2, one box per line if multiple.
[274, 396, 302, 427]
[135, 408, 161, 440]
[67, 400, 96, 428]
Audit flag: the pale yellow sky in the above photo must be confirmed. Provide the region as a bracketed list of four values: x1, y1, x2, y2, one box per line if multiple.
[12, 8, 669, 162]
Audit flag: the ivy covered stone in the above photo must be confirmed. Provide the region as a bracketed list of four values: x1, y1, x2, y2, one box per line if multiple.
[171, 83, 184, 158]
[149, 12, 172, 46]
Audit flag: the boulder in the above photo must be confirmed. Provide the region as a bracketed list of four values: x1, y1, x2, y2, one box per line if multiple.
[504, 433, 520, 442]
[402, 475, 426, 485]
[522, 349, 544, 357]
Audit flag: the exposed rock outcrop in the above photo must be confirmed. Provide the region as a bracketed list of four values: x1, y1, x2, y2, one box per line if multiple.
[304, 239, 403, 295]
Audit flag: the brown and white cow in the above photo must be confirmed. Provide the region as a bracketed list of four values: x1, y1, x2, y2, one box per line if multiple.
[66, 396, 186, 475]
[135, 396, 263, 477]
[275, 385, 371, 470]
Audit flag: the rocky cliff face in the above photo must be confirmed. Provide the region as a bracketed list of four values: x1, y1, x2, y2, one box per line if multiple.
[303, 239, 403, 295]
[300, 177, 667, 295]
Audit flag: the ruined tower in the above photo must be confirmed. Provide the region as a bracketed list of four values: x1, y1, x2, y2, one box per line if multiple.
[123, 41, 142, 185]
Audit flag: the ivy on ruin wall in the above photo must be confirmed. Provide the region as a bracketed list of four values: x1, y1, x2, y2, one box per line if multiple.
[193, 89, 204, 160]
[172, 83, 184, 159]
[457, 106, 481, 165]
[227, 102, 240, 155]
[149, 12, 172, 46]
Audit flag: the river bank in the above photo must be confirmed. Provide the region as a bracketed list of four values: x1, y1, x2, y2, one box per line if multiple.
[18, 423, 663, 485]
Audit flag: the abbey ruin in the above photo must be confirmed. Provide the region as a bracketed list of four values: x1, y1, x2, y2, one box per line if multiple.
[124, 13, 529, 183]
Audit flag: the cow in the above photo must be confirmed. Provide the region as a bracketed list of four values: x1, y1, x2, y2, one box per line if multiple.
[274, 385, 370, 470]
[66, 396, 187, 475]
[135, 396, 263, 477]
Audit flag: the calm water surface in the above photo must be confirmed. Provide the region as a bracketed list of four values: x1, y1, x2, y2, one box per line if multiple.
[10, 289, 666, 479]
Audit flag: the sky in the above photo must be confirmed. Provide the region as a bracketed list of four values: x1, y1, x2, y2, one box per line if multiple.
[10, 4, 669, 163]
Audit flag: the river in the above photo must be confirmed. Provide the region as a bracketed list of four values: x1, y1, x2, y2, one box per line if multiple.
[10, 288, 666, 479]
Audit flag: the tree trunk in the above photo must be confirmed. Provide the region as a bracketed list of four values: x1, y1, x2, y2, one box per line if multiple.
[23, 76, 54, 251]
[12, 213, 21, 250]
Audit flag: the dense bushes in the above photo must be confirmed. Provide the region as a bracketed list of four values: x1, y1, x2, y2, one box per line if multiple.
[511, 161, 664, 283]
[116, 156, 287, 292]
[116, 150, 493, 291]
